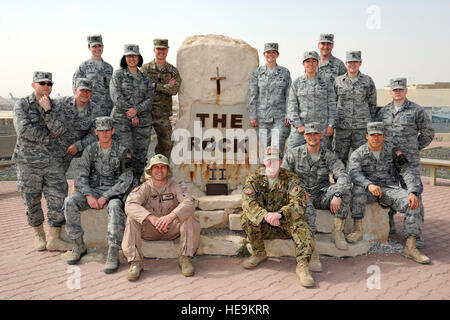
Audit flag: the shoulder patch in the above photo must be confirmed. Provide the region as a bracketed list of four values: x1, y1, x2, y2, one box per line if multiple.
[243, 184, 255, 196]
[289, 184, 301, 196]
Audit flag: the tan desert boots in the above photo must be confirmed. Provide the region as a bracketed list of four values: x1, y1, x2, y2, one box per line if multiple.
[296, 259, 315, 287]
[242, 253, 268, 269]
[347, 218, 363, 243]
[309, 246, 322, 272]
[65, 237, 87, 265]
[127, 261, 144, 281]
[403, 236, 431, 264]
[46, 227, 73, 251]
[33, 225, 47, 251]
[332, 218, 349, 250]
[179, 256, 195, 277]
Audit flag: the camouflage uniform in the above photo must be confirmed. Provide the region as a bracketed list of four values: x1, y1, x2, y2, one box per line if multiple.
[72, 60, 114, 118]
[13, 89, 67, 228]
[286, 72, 336, 150]
[110, 46, 154, 183]
[318, 55, 347, 85]
[51, 95, 97, 171]
[349, 142, 423, 237]
[247, 62, 291, 155]
[141, 59, 181, 159]
[333, 68, 378, 164]
[241, 167, 313, 262]
[63, 139, 133, 248]
[282, 143, 351, 233]
[72, 35, 114, 119]
[378, 91, 434, 242]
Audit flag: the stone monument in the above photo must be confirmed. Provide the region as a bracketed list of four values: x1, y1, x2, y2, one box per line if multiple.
[171, 34, 260, 194]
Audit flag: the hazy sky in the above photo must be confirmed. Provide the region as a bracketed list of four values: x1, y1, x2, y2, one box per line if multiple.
[1, 0, 449, 98]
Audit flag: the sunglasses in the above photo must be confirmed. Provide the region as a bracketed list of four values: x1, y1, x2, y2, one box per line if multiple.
[38, 81, 53, 87]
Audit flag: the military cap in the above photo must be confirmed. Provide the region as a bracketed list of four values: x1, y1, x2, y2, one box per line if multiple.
[87, 34, 103, 47]
[153, 39, 169, 49]
[346, 50, 362, 62]
[95, 116, 114, 131]
[305, 122, 322, 134]
[146, 154, 170, 171]
[367, 122, 384, 135]
[123, 44, 140, 56]
[33, 71, 53, 83]
[75, 78, 93, 91]
[390, 77, 407, 90]
[264, 146, 281, 161]
[319, 34, 334, 43]
[303, 51, 319, 62]
[264, 42, 279, 53]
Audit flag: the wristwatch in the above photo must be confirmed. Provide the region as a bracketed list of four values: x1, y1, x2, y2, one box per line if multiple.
[277, 210, 285, 220]
[333, 192, 343, 198]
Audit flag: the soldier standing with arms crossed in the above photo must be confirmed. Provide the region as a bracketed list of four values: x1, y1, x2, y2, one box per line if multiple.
[141, 39, 181, 160]
[378, 78, 434, 247]
[13, 72, 72, 252]
[246, 42, 291, 156]
[72, 35, 114, 118]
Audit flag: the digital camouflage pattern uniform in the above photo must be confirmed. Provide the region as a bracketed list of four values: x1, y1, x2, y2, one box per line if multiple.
[282, 141, 351, 233]
[110, 44, 154, 183]
[247, 59, 292, 156]
[141, 56, 181, 159]
[286, 53, 336, 150]
[53, 82, 97, 171]
[13, 73, 68, 228]
[72, 35, 114, 119]
[333, 51, 378, 164]
[241, 167, 313, 262]
[378, 78, 435, 243]
[349, 141, 423, 238]
[63, 137, 133, 248]
[318, 55, 347, 85]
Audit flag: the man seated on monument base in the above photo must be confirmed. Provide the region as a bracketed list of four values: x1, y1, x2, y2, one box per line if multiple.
[241, 146, 316, 288]
[348, 122, 430, 264]
[122, 154, 201, 281]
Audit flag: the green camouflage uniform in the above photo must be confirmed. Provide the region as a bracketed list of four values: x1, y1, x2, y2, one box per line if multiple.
[241, 167, 314, 262]
[141, 60, 181, 159]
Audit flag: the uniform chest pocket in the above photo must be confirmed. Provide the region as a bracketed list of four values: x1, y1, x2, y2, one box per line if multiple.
[276, 78, 288, 87]
[108, 158, 120, 173]
[317, 167, 329, 177]
[315, 86, 328, 98]
[258, 77, 268, 87]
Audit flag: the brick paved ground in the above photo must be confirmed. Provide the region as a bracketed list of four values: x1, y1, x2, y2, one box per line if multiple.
[0, 177, 449, 301]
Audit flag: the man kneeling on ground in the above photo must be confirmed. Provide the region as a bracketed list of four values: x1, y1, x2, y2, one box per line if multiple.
[122, 154, 201, 281]
[241, 146, 316, 288]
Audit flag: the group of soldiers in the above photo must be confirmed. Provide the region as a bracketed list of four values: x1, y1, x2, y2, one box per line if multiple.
[242, 34, 435, 287]
[13, 32, 435, 287]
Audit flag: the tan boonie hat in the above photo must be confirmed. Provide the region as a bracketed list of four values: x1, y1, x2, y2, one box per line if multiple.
[264, 146, 281, 161]
[33, 71, 53, 83]
[87, 34, 103, 47]
[346, 50, 361, 62]
[303, 51, 319, 62]
[124, 44, 140, 56]
[153, 39, 169, 48]
[305, 122, 322, 134]
[390, 77, 407, 90]
[75, 78, 93, 91]
[319, 34, 334, 43]
[95, 116, 114, 131]
[367, 122, 384, 135]
[264, 42, 279, 53]
[146, 154, 170, 170]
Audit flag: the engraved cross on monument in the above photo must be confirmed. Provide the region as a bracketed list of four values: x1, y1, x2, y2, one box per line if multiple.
[171, 34, 260, 195]
[210, 67, 226, 95]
